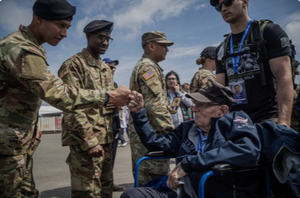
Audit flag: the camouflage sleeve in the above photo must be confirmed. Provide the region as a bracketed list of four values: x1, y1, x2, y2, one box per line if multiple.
[15, 52, 106, 112]
[58, 60, 99, 151]
[190, 71, 200, 93]
[138, 65, 174, 132]
[190, 70, 216, 92]
[27, 138, 41, 156]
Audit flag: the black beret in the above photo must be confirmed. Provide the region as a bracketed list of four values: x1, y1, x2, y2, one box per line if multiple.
[33, 0, 76, 21]
[83, 20, 114, 34]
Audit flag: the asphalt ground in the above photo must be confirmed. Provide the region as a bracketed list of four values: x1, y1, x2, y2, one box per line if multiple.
[33, 133, 133, 198]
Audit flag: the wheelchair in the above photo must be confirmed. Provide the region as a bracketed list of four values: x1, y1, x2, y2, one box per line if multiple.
[134, 151, 272, 198]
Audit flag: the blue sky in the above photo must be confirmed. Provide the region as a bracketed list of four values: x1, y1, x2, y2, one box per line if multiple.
[0, 0, 300, 86]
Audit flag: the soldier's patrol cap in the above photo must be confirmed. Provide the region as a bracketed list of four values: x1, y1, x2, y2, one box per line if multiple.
[83, 20, 113, 34]
[187, 79, 234, 107]
[33, 0, 76, 21]
[142, 31, 174, 47]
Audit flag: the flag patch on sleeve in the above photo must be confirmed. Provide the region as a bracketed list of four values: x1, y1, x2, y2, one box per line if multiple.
[143, 70, 155, 81]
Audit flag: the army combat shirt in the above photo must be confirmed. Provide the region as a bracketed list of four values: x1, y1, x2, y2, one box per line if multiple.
[0, 25, 106, 155]
[190, 68, 215, 93]
[58, 48, 116, 150]
[130, 55, 174, 137]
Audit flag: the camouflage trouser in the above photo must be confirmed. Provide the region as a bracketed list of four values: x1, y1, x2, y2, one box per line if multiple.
[130, 131, 169, 186]
[0, 153, 39, 198]
[101, 143, 113, 198]
[67, 143, 113, 198]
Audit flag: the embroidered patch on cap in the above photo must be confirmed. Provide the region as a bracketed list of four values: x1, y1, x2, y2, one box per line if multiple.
[234, 116, 249, 124]
[280, 37, 290, 48]
[143, 70, 155, 81]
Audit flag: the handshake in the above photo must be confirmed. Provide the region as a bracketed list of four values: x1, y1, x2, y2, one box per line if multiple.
[107, 85, 144, 112]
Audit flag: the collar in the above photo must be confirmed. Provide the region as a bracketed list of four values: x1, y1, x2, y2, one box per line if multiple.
[19, 25, 46, 55]
[142, 54, 164, 72]
[81, 48, 102, 68]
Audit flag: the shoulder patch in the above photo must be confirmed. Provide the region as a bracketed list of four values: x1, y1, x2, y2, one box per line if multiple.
[143, 70, 155, 81]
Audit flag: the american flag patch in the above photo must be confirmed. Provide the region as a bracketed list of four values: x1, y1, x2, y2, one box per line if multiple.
[143, 70, 155, 81]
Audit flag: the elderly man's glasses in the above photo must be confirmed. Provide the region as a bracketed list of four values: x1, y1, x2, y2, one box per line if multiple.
[98, 34, 114, 43]
[215, 0, 234, 12]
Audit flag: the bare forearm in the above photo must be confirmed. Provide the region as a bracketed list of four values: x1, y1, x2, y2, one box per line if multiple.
[277, 76, 293, 126]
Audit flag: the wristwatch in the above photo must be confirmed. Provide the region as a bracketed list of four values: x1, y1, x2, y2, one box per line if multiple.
[104, 93, 110, 106]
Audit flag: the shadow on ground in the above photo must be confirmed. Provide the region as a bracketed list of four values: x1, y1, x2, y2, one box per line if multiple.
[40, 186, 70, 198]
[119, 182, 134, 189]
[39, 183, 133, 198]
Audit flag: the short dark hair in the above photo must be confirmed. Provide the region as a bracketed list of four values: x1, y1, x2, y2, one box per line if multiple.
[165, 70, 181, 89]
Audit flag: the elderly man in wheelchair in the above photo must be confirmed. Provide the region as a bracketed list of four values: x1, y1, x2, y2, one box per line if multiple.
[122, 80, 269, 198]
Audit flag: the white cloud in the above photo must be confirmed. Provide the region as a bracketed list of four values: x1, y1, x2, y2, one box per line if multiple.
[286, 12, 300, 46]
[112, 0, 196, 39]
[195, 3, 207, 10]
[0, 1, 32, 32]
[168, 44, 218, 59]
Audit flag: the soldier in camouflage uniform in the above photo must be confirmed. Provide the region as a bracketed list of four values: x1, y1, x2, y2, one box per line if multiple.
[190, 46, 217, 92]
[0, 1, 131, 197]
[129, 31, 175, 186]
[58, 20, 119, 198]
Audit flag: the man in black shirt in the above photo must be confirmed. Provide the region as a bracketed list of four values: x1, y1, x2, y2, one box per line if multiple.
[211, 0, 293, 126]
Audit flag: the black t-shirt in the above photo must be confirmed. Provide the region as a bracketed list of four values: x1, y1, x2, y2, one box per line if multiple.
[216, 22, 291, 123]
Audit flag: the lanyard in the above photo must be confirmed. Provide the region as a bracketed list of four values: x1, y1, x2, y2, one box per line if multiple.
[197, 128, 207, 153]
[230, 19, 253, 74]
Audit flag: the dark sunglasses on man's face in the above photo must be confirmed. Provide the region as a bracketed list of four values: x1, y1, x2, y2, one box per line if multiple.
[215, 0, 234, 12]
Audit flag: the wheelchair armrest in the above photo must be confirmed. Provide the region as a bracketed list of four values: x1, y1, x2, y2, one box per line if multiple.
[211, 163, 234, 175]
[146, 151, 166, 157]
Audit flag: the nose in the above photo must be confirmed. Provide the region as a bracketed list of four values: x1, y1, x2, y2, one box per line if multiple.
[102, 39, 109, 46]
[61, 27, 67, 38]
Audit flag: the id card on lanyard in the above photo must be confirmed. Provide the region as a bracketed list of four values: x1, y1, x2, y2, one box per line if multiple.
[229, 19, 253, 105]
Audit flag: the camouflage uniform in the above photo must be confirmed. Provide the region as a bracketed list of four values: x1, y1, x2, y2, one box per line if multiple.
[190, 68, 216, 93]
[0, 25, 107, 198]
[129, 55, 175, 186]
[58, 48, 115, 198]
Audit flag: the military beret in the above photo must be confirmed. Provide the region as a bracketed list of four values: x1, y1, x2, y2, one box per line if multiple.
[33, 0, 76, 21]
[142, 31, 174, 47]
[83, 20, 114, 34]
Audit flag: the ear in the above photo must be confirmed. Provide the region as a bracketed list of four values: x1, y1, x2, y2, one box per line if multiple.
[242, 0, 249, 7]
[219, 105, 229, 116]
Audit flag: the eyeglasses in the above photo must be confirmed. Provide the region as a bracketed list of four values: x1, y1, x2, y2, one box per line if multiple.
[192, 103, 219, 112]
[167, 77, 176, 81]
[215, 0, 234, 12]
[97, 34, 114, 43]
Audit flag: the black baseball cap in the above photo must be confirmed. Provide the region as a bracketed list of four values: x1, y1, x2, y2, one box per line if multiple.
[210, 0, 219, 6]
[196, 46, 217, 65]
[187, 79, 234, 106]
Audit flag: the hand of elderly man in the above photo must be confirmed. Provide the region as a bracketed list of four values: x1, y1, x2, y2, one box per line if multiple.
[167, 163, 187, 190]
[128, 91, 144, 113]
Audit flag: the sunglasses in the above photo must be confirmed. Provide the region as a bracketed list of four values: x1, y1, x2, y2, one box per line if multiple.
[215, 0, 234, 12]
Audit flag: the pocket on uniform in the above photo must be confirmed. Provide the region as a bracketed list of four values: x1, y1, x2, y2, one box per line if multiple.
[0, 127, 27, 155]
